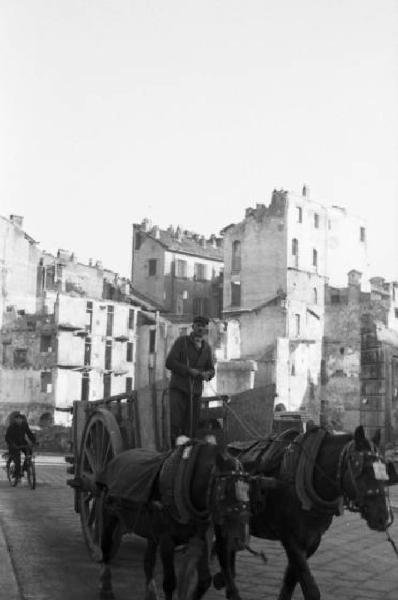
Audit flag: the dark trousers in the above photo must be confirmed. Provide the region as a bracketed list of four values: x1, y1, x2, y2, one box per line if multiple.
[9, 446, 31, 478]
[169, 388, 201, 445]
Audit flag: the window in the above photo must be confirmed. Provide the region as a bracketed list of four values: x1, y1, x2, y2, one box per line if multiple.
[231, 282, 241, 307]
[291, 238, 299, 267]
[41, 371, 52, 393]
[40, 335, 52, 353]
[193, 297, 210, 317]
[148, 258, 157, 276]
[297, 207, 303, 223]
[81, 372, 90, 401]
[14, 348, 27, 366]
[314, 213, 319, 228]
[295, 314, 301, 337]
[105, 340, 112, 370]
[175, 259, 187, 278]
[360, 227, 366, 242]
[84, 338, 91, 366]
[232, 240, 242, 272]
[194, 263, 207, 280]
[149, 329, 156, 353]
[312, 249, 318, 267]
[126, 377, 133, 393]
[395, 309, 398, 319]
[106, 305, 114, 337]
[126, 342, 134, 362]
[103, 373, 111, 399]
[128, 308, 135, 330]
[331, 294, 340, 305]
[313, 288, 318, 305]
[85, 301, 93, 332]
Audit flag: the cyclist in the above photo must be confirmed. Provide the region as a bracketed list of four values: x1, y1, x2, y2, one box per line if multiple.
[5, 412, 37, 480]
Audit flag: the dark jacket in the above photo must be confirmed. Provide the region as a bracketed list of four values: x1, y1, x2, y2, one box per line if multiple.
[5, 421, 36, 448]
[165, 334, 215, 395]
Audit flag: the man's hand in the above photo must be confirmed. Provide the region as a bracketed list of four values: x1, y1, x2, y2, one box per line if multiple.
[189, 368, 201, 378]
[201, 371, 213, 381]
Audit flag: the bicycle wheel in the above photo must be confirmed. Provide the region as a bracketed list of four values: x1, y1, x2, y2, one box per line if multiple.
[26, 459, 36, 490]
[7, 458, 19, 487]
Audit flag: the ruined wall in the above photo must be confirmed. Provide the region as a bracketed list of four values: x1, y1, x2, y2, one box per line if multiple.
[0, 217, 41, 327]
[223, 194, 288, 311]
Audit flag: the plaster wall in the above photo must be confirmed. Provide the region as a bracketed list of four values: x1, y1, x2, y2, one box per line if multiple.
[131, 236, 166, 306]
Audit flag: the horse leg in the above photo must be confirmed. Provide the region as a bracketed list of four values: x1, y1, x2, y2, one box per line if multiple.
[213, 526, 242, 600]
[193, 529, 212, 600]
[279, 537, 321, 600]
[159, 535, 177, 600]
[177, 536, 205, 600]
[144, 539, 160, 600]
[99, 510, 118, 600]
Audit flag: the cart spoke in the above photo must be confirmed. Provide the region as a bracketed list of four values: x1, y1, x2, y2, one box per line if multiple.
[83, 446, 96, 474]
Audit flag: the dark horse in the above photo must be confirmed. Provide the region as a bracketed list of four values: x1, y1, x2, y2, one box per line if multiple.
[95, 439, 251, 600]
[220, 425, 392, 600]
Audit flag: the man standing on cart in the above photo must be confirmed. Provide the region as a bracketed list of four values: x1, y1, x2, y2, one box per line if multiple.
[166, 315, 215, 445]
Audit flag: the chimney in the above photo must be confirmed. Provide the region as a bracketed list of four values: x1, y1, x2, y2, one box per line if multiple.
[245, 207, 254, 218]
[167, 225, 174, 235]
[95, 260, 103, 270]
[302, 184, 309, 198]
[152, 225, 160, 239]
[88, 258, 93, 267]
[175, 226, 183, 242]
[9, 215, 24, 228]
[209, 234, 217, 248]
[141, 218, 151, 232]
[200, 235, 206, 248]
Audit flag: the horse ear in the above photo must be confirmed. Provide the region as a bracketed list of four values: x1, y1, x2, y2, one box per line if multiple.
[354, 425, 367, 450]
[372, 429, 381, 448]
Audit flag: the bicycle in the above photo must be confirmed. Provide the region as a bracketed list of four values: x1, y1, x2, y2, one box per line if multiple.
[4, 445, 36, 489]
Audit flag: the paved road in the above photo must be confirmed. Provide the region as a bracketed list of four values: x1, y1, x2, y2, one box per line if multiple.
[0, 460, 398, 599]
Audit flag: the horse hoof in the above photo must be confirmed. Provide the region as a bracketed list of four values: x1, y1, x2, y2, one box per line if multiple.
[213, 572, 225, 590]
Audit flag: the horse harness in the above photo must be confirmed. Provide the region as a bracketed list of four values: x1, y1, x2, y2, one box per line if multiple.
[158, 440, 251, 527]
[282, 428, 391, 518]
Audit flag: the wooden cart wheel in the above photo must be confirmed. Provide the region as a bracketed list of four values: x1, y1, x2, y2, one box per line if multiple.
[78, 409, 123, 561]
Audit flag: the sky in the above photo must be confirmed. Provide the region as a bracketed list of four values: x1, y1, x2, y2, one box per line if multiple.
[1, 0, 397, 280]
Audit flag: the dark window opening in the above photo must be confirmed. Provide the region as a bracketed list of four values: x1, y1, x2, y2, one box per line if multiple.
[106, 305, 114, 337]
[128, 308, 135, 330]
[292, 238, 299, 267]
[126, 342, 134, 362]
[193, 297, 210, 317]
[81, 373, 90, 401]
[14, 348, 28, 367]
[105, 340, 112, 370]
[232, 240, 241, 271]
[331, 294, 340, 305]
[103, 373, 111, 399]
[126, 377, 133, 393]
[149, 330, 156, 354]
[360, 226, 366, 242]
[314, 213, 319, 228]
[295, 314, 301, 337]
[297, 207, 302, 223]
[313, 288, 318, 305]
[395, 308, 398, 319]
[312, 249, 318, 267]
[84, 338, 92, 366]
[41, 371, 52, 393]
[340, 347, 345, 355]
[40, 335, 52, 353]
[148, 259, 157, 276]
[134, 232, 142, 250]
[231, 282, 241, 307]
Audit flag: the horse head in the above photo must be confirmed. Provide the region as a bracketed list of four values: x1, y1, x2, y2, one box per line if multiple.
[340, 425, 391, 532]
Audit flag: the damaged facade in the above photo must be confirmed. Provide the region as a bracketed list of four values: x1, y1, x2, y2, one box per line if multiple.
[131, 219, 223, 319]
[221, 187, 370, 412]
[0, 215, 162, 426]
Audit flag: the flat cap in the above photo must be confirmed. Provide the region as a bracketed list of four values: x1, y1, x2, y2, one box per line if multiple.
[193, 315, 209, 326]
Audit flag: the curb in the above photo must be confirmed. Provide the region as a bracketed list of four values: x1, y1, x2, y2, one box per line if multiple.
[0, 521, 22, 600]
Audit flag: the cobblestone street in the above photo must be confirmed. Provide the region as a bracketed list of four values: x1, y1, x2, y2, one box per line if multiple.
[1, 459, 398, 599]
